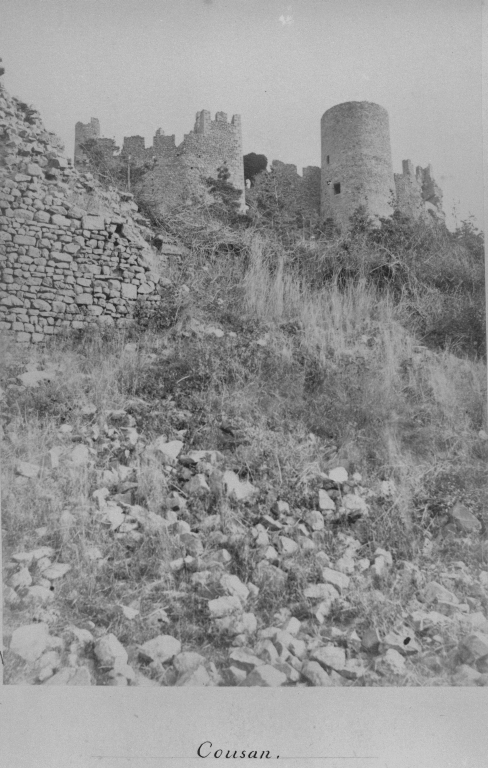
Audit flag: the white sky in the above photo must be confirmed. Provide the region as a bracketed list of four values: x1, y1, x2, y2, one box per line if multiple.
[0, 0, 483, 230]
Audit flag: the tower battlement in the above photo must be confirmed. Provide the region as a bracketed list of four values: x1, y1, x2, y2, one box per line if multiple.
[75, 108, 245, 213]
[74, 117, 101, 166]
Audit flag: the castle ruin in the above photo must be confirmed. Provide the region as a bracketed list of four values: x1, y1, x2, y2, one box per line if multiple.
[75, 110, 245, 215]
[75, 101, 444, 229]
[320, 101, 444, 227]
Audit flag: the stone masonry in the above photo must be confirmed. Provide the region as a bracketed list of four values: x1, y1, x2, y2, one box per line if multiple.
[76, 101, 443, 230]
[75, 110, 245, 216]
[0, 82, 163, 344]
[394, 160, 445, 223]
[321, 102, 396, 228]
[246, 160, 321, 225]
[319, 101, 444, 228]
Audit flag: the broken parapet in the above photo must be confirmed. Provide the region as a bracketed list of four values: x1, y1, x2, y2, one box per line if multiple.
[394, 160, 445, 222]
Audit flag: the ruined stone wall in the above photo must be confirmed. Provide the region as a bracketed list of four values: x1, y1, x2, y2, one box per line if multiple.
[74, 118, 100, 167]
[394, 160, 445, 223]
[76, 110, 245, 216]
[180, 111, 244, 205]
[1, 85, 162, 344]
[321, 101, 395, 228]
[120, 135, 146, 164]
[302, 166, 321, 216]
[245, 161, 320, 226]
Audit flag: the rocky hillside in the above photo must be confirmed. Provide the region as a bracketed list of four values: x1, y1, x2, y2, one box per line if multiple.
[2, 82, 488, 688]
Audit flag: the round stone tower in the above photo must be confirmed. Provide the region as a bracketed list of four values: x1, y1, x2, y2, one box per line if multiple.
[321, 101, 395, 228]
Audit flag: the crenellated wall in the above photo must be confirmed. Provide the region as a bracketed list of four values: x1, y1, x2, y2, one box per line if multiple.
[75, 110, 245, 216]
[75, 103, 444, 229]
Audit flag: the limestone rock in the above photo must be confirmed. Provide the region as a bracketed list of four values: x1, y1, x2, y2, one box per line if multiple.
[423, 581, 459, 607]
[241, 665, 287, 687]
[185, 473, 210, 496]
[379, 649, 406, 676]
[450, 503, 482, 534]
[22, 586, 54, 605]
[228, 648, 264, 672]
[222, 470, 258, 502]
[279, 536, 299, 557]
[9, 567, 32, 589]
[226, 665, 248, 684]
[70, 444, 90, 465]
[303, 583, 340, 602]
[15, 460, 41, 478]
[254, 639, 280, 664]
[318, 489, 335, 511]
[459, 633, 488, 663]
[9, 623, 51, 663]
[173, 652, 206, 675]
[214, 612, 257, 637]
[272, 500, 290, 516]
[274, 631, 307, 660]
[68, 666, 93, 685]
[453, 664, 483, 686]
[328, 467, 348, 484]
[209, 595, 243, 618]
[41, 562, 71, 580]
[94, 634, 128, 669]
[321, 567, 350, 592]
[152, 438, 184, 464]
[383, 628, 421, 656]
[304, 510, 325, 530]
[138, 635, 181, 664]
[220, 573, 250, 604]
[301, 660, 334, 686]
[176, 666, 212, 686]
[342, 493, 369, 518]
[282, 617, 301, 636]
[18, 370, 55, 387]
[310, 645, 346, 673]
[361, 628, 381, 654]
[43, 668, 75, 685]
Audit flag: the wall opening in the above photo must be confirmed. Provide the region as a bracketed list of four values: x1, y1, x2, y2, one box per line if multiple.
[326, 155, 330, 164]
[333, 183, 341, 195]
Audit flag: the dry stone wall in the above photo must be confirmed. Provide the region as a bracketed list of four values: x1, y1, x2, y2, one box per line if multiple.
[1, 84, 163, 344]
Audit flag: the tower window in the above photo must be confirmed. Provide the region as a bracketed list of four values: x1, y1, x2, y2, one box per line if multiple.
[326, 155, 330, 164]
[333, 183, 341, 195]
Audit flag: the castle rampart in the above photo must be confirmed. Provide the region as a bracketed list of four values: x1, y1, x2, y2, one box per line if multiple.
[75, 110, 245, 215]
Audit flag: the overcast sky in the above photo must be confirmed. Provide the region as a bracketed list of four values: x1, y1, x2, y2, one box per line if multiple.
[0, 0, 483, 229]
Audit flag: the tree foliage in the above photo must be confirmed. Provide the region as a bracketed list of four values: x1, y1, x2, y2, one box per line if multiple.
[205, 163, 243, 223]
[243, 152, 268, 186]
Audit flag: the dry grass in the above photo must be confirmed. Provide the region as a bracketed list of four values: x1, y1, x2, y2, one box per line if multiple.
[1, 217, 486, 686]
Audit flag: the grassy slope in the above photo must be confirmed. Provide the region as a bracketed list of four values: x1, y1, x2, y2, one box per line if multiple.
[2, 210, 487, 686]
